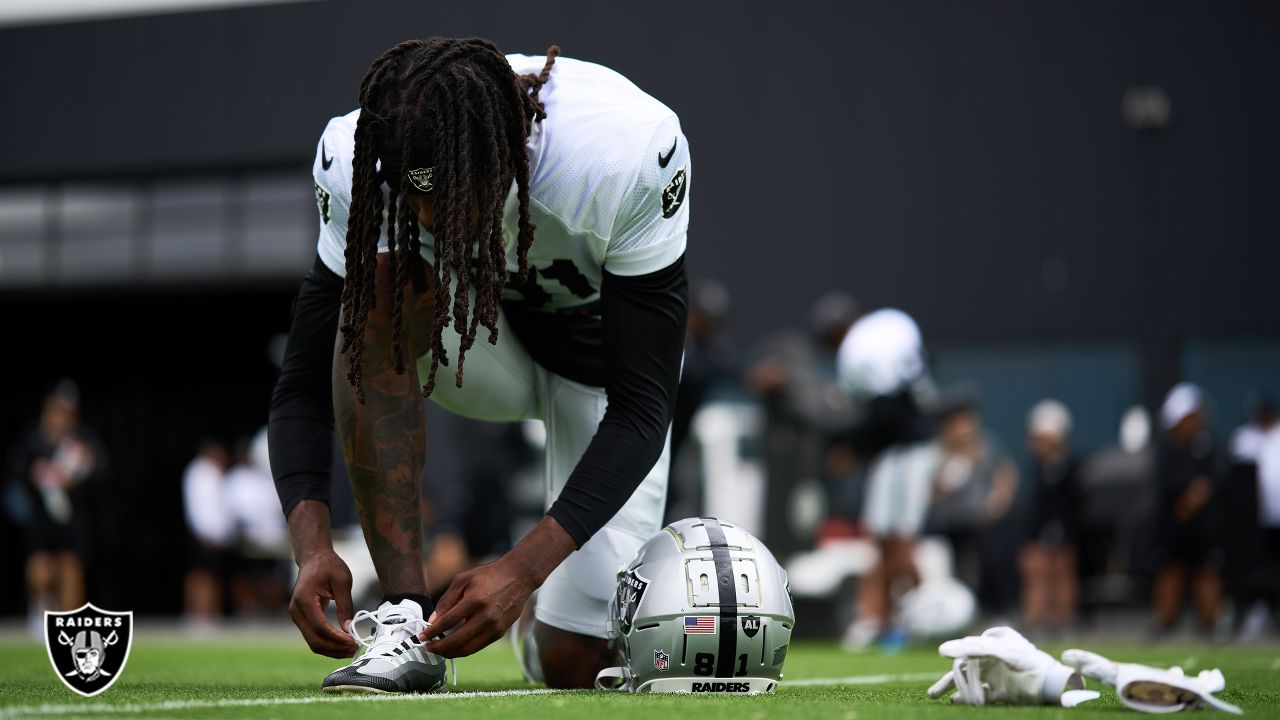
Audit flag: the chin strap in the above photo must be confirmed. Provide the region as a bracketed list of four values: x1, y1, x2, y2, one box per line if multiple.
[594, 666, 631, 691]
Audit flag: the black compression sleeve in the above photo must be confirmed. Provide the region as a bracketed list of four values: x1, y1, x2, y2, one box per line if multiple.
[546, 254, 689, 547]
[268, 255, 343, 517]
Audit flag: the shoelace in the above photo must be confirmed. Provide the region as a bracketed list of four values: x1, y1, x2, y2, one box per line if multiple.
[348, 609, 457, 687]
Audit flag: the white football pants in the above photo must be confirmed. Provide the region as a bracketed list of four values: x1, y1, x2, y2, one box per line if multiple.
[421, 293, 670, 638]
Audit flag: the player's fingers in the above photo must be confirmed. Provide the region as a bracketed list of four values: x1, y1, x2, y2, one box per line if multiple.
[290, 599, 344, 657]
[429, 614, 503, 658]
[424, 595, 479, 639]
[423, 603, 485, 655]
[333, 582, 355, 634]
[295, 594, 356, 657]
[447, 626, 505, 658]
[927, 670, 956, 699]
[432, 572, 473, 617]
[421, 580, 473, 641]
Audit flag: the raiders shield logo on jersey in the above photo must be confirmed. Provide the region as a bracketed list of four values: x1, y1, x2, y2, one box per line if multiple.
[661, 167, 687, 219]
[45, 604, 133, 697]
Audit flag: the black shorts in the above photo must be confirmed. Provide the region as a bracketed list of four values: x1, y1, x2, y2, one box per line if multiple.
[188, 539, 229, 574]
[24, 517, 85, 555]
[1157, 522, 1222, 571]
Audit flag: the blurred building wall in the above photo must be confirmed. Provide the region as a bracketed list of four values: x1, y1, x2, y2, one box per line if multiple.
[1, 1, 1275, 387]
[0, 0, 1277, 614]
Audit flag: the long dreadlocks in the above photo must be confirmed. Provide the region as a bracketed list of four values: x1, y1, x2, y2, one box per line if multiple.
[340, 37, 559, 401]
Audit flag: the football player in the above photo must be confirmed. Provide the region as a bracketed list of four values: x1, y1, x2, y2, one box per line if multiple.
[268, 37, 690, 692]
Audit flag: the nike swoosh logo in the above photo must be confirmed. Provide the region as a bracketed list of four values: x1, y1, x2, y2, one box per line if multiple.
[321, 143, 333, 171]
[658, 138, 677, 168]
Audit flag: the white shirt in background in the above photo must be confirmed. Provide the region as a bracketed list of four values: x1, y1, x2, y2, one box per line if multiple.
[182, 456, 233, 548]
[1257, 426, 1280, 528]
[226, 428, 287, 555]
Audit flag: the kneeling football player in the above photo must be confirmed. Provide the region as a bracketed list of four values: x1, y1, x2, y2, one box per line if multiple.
[268, 37, 690, 692]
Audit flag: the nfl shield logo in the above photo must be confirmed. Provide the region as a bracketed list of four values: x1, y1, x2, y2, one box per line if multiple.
[44, 603, 133, 697]
[654, 649, 670, 671]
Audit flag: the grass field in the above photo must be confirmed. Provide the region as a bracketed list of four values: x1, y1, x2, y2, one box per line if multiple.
[0, 633, 1277, 719]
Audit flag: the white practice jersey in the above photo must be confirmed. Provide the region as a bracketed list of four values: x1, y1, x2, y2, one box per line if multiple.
[312, 53, 691, 311]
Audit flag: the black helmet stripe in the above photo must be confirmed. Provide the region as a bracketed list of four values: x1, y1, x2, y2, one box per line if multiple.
[702, 517, 737, 678]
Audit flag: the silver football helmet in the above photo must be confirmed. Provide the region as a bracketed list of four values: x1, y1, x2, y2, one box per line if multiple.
[595, 517, 795, 694]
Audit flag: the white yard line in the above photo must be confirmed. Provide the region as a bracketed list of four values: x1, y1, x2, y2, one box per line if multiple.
[0, 689, 558, 719]
[786, 672, 940, 686]
[0, 673, 937, 718]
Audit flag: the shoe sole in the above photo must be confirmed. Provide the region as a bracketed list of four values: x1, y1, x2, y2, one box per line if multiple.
[322, 685, 395, 695]
[322, 684, 445, 695]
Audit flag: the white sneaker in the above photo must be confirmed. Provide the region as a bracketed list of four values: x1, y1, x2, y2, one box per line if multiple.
[321, 599, 449, 694]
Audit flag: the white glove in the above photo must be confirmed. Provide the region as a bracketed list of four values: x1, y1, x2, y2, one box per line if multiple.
[1063, 649, 1243, 714]
[928, 626, 1098, 707]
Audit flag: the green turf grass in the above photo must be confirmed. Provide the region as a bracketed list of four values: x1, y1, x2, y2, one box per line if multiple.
[0, 635, 1276, 719]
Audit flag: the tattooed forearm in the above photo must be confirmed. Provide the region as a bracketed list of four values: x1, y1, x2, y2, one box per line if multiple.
[333, 255, 435, 596]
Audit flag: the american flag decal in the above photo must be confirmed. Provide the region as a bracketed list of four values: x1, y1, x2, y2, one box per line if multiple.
[684, 616, 716, 634]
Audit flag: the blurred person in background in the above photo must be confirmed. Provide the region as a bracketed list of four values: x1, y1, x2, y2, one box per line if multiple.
[844, 427, 935, 649]
[836, 307, 934, 466]
[4, 380, 106, 630]
[1257, 398, 1280, 637]
[666, 280, 735, 522]
[226, 429, 288, 617]
[1076, 405, 1155, 619]
[182, 439, 233, 630]
[1151, 383, 1222, 636]
[1227, 392, 1280, 639]
[922, 389, 1018, 615]
[1019, 400, 1083, 636]
[422, 418, 525, 596]
[671, 280, 734, 460]
[844, 388, 1012, 648]
[746, 291, 860, 555]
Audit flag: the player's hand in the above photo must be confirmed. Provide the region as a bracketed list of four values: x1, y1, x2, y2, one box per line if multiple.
[1175, 477, 1212, 523]
[290, 550, 358, 658]
[421, 556, 536, 658]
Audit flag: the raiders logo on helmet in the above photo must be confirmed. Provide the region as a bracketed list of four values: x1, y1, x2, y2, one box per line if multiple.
[615, 571, 648, 634]
[45, 603, 133, 697]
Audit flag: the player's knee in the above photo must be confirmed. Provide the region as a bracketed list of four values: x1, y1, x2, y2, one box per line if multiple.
[534, 622, 615, 690]
[539, 656, 602, 690]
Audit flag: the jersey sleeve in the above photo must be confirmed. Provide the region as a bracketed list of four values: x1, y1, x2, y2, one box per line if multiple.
[604, 116, 690, 276]
[313, 115, 355, 278]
